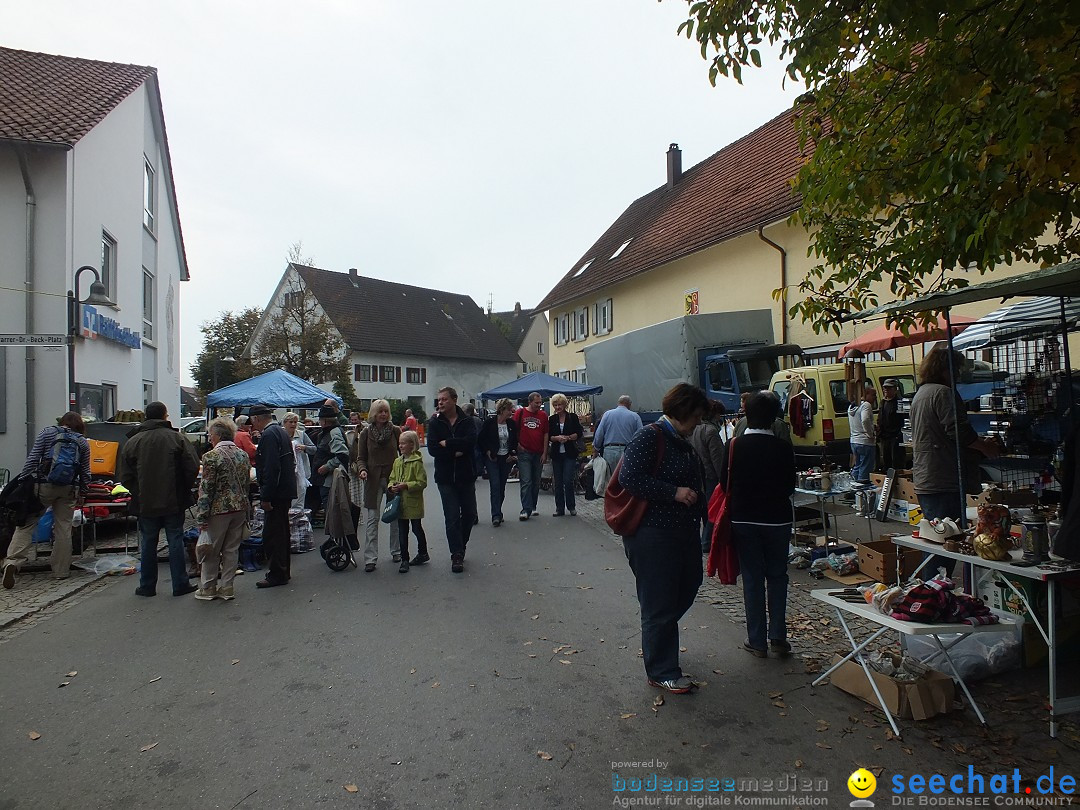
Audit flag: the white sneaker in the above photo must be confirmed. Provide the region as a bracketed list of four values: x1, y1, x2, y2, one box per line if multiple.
[194, 587, 217, 601]
[531, 510, 539, 517]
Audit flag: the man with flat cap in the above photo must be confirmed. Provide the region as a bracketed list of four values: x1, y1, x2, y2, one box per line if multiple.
[878, 379, 904, 472]
[249, 404, 296, 588]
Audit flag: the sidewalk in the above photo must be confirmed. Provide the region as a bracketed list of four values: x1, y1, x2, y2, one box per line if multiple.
[0, 561, 107, 629]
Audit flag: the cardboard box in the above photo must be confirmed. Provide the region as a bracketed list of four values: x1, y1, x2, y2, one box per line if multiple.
[894, 479, 921, 505]
[975, 569, 1080, 622]
[828, 655, 955, 720]
[1021, 617, 1080, 668]
[810, 543, 855, 562]
[887, 499, 923, 525]
[856, 539, 924, 585]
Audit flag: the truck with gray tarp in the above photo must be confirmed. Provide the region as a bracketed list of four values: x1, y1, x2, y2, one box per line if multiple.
[583, 311, 801, 419]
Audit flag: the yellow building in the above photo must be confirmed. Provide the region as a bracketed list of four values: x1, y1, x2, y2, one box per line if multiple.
[536, 109, 1049, 383]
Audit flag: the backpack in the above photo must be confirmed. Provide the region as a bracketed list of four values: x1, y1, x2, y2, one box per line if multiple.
[39, 427, 81, 486]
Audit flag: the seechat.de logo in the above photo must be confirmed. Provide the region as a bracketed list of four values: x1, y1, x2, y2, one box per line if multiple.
[848, 767, 877, 807]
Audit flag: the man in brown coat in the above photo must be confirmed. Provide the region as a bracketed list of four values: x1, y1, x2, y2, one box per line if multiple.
[122, 401, 200, 597]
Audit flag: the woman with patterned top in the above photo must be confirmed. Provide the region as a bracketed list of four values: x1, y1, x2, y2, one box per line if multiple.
[618, 383, 708, 695]
[355, 399, 402, 572]
[194, 417, 252, 601]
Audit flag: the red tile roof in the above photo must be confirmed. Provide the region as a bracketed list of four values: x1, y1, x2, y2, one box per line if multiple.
[0, 46, 156, 146]
[535, 109, 809, 312]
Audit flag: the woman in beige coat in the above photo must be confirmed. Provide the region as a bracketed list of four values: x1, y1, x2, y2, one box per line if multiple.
[355, 399, 402, 572]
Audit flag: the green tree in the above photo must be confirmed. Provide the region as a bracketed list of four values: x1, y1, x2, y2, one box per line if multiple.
[676, 0, 1080, 331]
[388, 399, 427, 427]
[190, 307, 263, 394]
[333, 374, 362, 414]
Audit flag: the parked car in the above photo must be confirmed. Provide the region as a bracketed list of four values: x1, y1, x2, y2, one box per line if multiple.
[179, 416, 209, 455]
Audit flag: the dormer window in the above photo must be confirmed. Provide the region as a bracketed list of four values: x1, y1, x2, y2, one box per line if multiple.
[610, 239, 632, 259]
[573, 259, 593, 278]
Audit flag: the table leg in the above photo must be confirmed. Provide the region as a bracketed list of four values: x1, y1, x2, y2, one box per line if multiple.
[814, 608, 902, 738]
[932, 635, 987, 726]
[1049, 580, 1058, 739]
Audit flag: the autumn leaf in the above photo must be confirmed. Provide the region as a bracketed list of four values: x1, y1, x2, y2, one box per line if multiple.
[140, 742, 158, 752]
[537, 751, 553, 761]
[149, 676, 162, 683]
[795, 760, 804, 768]
[28, 732, 41, 741]
[559, 660, 572, 665]
[815, 742, 832, 750]
[431, 682, 440, 688]
[530, 615, 540, 621]
[66, 671, 77, 677]
[653, 695, 664, 707]
[58, 682, 69, 688]
[620, 713, 637, 720]
[769, 691, 784, 699]
[409, 668, 417, 674]
[231, 659, 240, 665]
[344, 784, 358, 793]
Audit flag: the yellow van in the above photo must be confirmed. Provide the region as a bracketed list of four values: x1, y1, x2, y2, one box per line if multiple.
[769, 360, 917, 468]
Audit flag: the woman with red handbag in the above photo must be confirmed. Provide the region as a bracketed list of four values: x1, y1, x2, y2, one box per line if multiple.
[716, 392, 796, 658]
[617, 383, 708, 695]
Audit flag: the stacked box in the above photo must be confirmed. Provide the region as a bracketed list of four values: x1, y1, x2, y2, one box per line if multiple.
[856, 539, 924, 584]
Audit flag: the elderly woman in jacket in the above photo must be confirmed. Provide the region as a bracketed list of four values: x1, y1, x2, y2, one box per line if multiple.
[619, 383, 708, 695]
[387, 430, 428, 572]
[717, 392, 796, 657]
[548, 393, 583, 517]
[195, 417, 252, 601]
[283, 412, 315, 511]
[355, 399, 402, 572]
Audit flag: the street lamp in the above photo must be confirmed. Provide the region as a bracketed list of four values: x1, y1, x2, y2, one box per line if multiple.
[68, 265, 116, 412]
[212, 353, 237, 393]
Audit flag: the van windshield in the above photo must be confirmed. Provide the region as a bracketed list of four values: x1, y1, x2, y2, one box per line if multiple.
[736, 358, 782, 390]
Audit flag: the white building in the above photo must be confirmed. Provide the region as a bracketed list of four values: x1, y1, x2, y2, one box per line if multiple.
[248, 265, 523, 414]
[0, 46, 188, 464]
[489, 302, 548, 375]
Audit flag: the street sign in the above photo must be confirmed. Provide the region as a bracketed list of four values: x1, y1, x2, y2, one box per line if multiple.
[0, 334, 69, 346]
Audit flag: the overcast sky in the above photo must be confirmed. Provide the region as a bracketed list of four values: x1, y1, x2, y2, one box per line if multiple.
[8, 1, 801, 385]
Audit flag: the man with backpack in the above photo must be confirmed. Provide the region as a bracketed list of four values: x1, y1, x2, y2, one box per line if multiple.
[122, 401, 201, 597]
[2, 412, 91, 589]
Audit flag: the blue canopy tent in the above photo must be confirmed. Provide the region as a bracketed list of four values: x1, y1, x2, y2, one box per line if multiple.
[480, 371, 603, 400]
[206, 369, 342, 409]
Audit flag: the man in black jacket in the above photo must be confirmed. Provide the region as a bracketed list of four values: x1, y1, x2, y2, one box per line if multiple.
[249, 404, 297, 588]
[122, 402, 200, 598]
[877, 379, 904, 472]
[427, 386, 477, 573]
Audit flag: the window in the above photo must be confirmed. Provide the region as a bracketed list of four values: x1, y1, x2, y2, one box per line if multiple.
[101, 231, 117, 300]
[142, 381, 155, 407]
[537, 341, 544, 356]
[572, 259, 593, 278]
[283, 290, 304, 309]
[610, 238, 632, 259]
[143, 158, 156, 232]
[593, 298, 613, 336]
[406, 367, 427, 384]
[103, 384, 117, 420]
[354, 364, 374, 382]
[142, 268, 154, 341]
[379, 365, 401, 383]
[554, 314, 569, 346]
[574, 307, 588, 341]
[576, 367, 587, 384]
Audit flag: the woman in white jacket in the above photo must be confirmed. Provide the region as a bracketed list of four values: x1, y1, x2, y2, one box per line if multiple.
[847, 386, 877, 485]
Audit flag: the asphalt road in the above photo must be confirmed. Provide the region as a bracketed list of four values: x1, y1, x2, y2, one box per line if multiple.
[0, 458, 978, 809]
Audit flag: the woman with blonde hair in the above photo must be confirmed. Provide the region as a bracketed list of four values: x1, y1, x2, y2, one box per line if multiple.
[387, 430, 428, 571]
[194, 417, 252, 601]
[355, 399, 401, 572]
[548, 393, 583, 517]
[477, 398, 519, 526]
[282, 412, 315, 510]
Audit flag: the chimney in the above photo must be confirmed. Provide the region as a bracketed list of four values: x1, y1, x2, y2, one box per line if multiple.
[348, 267, 359, 287]
[514, 302, 522, 314]
[666, 143, 682, 189]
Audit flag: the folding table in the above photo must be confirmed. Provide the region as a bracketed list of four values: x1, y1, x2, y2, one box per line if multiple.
[893, 534, 1080, 737]
[811, 588, 1019, 738]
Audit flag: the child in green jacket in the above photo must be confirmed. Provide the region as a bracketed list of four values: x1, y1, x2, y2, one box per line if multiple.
[388, 431, 428, 572]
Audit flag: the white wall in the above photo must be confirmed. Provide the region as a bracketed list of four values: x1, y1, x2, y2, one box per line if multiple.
[0, 82, 186, 468]
[348, 351, 520, 411]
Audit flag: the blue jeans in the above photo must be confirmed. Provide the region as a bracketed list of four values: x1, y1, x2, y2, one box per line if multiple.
[518, 450, 543, 514]
[484, 455, 511, 520]
[732, 522, 791, 650]
[437, 480, 477, 560]
[138, 513, 188, 594]
[622, 525, 703, 682]
[551, 453, 578, 514]
[917, 491, 963, 577]
[602, 446, 626, 475]
[851, 443, 876, 484]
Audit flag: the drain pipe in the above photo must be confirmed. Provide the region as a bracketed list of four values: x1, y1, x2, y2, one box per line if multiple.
[757, 225, 788, 345]
[16, 146, 37, 454]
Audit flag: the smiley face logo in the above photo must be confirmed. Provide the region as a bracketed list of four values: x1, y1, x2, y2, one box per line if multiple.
[848, 768, 877, 798]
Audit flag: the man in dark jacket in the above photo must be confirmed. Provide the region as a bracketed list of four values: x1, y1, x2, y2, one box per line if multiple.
[249, 404, 297, 588]
[877, 379, 904, 472]
[427, 386, 477, 573]
[122, 402, 201, 597]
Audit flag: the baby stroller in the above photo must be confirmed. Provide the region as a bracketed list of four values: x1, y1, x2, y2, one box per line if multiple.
[320, 533, 358, 572]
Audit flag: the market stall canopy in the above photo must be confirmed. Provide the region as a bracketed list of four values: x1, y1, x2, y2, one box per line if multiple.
[838, 314, 977, 358]
[843, 260, 1080, 320]
[206, 369, 342, 408]
[951, 296, 1080, 351]
[480, 371, 603, 400]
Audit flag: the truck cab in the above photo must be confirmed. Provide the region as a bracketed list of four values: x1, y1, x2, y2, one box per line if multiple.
[705, 344, 804, 412]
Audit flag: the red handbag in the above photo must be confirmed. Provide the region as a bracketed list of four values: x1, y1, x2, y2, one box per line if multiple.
[604, 425, 663, 535]
[706, 439, 739, 584]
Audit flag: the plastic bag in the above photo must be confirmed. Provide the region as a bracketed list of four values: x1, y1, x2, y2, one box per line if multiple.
[904, 628, 1021, 681]
[588, 456, 611, 494]
[70, 553, 138, 576]
[195, 530, 213, 564]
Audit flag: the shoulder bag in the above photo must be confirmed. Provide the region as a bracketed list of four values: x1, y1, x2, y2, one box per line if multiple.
[706, 439, 739, 585]
[604, 425, 663, 536]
